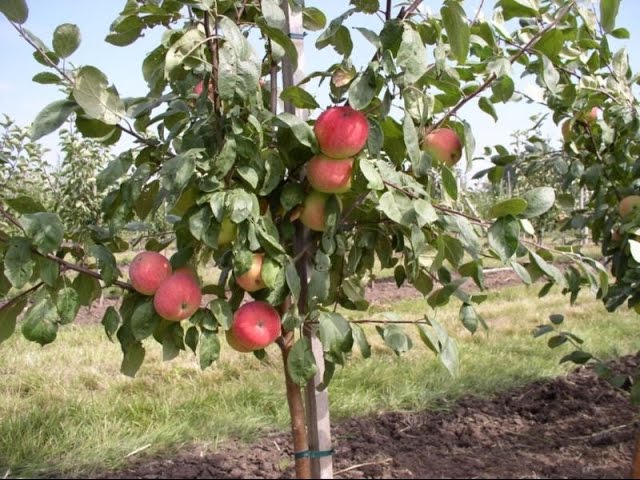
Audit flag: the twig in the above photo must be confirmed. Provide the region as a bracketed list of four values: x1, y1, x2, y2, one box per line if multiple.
[471, 0, 485, 25]
[385, 0, 392, 21]
[334, 457, 393, 476]
[125, 444, 152, 458]
[401, 0, 424, 20]
[0, 282, 44, 312]
[569, 422, 636, 441]
[431, 1, 576, 132]
[0, 203, 26, 233]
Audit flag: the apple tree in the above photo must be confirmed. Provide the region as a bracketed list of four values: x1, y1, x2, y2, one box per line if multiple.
[1, 0, 639, 478]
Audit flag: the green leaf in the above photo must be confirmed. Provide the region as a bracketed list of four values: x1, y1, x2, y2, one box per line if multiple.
[105, 15, 144, 47]
[303, 7, 326, 31]
[441, 165, 458, 201]
[20, 213, 64, 255]
[479, 97, 497, 122]
[359, 158, 384, 190]
[199, 330, 220, 370]
[0, 298, 27, 344]
[102, 306, 120, 342]
[529, 250, 565, 286]
[32, 99, 77, 140]
[351, 323, 371, 358]
[72, 66, 125, 125]
[460, 304, 482, 334]
[164, 28, 206, 80]
[318, 312, 351, 361]
[22, 295, 59, 346]
[560, 351, 593, 365]
[121, 341, 145, 377]
[280, 86, 320, 109]
[510, 260, 532, 285]
[542, 57, 560, 93]
[600, 0, 621, 33]
[4, 238, 33, 288]
[89, 244, 119, 286]
[498, 0, 538, 20]
[4, 196, 45, 214]
[488, 216, 520, 262]
[72, 274, 101, 306]
[275, 113, 317, 150]
[488, 198, 528, 218]
[287, 337, 318, 386]
[56, 287, 80, 325]
[0, 0, 28, 23]
[131, 299, 160, 341]
[185, 326, 199, 354]
[261, 0, 285, 28]
[52, 23, 81, 58]
[441, 1, 469, 64]
[629, 240, 640, 263]
[348, 69, 376, 111]
[209, 299, 233, 330]
[377, 324, 412, 356]
[396, 24, 428, 84]
[521, 187, 555, 218]
[32, 72, 62, 85]
[535, 29, 563, 59]
[491, 75, 514, 103]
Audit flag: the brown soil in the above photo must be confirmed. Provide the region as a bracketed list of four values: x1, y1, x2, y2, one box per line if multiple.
[96, 353, 640, 479]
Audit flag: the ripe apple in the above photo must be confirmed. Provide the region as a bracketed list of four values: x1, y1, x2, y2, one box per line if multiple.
[235, 253, 267, 292]
[306, 154, 353, 194]
[218, 216, 237, 247]
[422, 128, 463, 167]
[231, 301, 281, 351]
[299, 191, 329, 232]
[618, 195, 640, 219]
[314, 106, 369, 159]
[153, 271, 202, 321]
[129, 251, 172, 295]
[194, 80, 205, 96]
[225, 329, 253, 353]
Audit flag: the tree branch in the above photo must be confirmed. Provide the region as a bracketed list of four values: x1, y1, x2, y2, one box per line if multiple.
[0, 204, 26, 234]
[0, 282, 44, 312]
[385, 0, 392, 21]
[431, 1, 576, 132]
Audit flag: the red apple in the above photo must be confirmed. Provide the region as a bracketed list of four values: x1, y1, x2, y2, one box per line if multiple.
[422, 128, 463, 167]
[314, 106, 369, 159]
[306, 154, 353, 194]
[225, 329, 253, 353]
[153, 271, 202, 321]
[129, 251, 172, 296]
[231, 301, 281, 351]
[299, 191, 329, 232]
[618, 195, 640, 219]
[194, 80, 204, 96]
[235, 253, 267, 292]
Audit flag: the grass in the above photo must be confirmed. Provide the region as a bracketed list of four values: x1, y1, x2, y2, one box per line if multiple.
[1, 283, 639, 478]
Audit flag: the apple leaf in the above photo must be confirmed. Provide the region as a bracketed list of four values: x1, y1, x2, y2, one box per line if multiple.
[441, 1, 469, 64]
[4, 238, 34, 289]
[0, 0, 28, 23]
[22, 295, 59, 346]
[72, 66, 126, 125]
[56, 287, 80, 325]
[280, 86, 320, 110]
[287, 337, 318, 386]
[52, 23, 81, 58]
[0, 297, 27, 344]
[521, 187, 555, 218]
[199, 331, 220, 370]
[121, 341, 145, 377]
[488, 216, 520, 262]
[488, 198, 528, 218]
[32, 99, 78, 140]
[600, 0, 621, 33]
[101, 306, 121, 342]
[20, 212, 64, 255]
[376, 324, 412, 356]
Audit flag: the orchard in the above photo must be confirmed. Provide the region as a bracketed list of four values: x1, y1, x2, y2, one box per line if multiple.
[1, 0, 640, 478]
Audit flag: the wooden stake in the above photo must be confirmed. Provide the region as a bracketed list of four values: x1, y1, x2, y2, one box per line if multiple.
[280, 1, 334, 478]
[632, 430, 640, 479]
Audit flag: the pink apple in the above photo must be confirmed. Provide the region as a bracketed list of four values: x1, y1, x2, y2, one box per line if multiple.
[225, 329, 253, 353]
[314, 106, 369, 159]
[618, 195, 640, 219]
[231, 301, 281, 351]
[129, 251, 172, 296]
[153, 271, 202, 321]
[235, 253, 267, 292]
[306, 154, 353, 194]
[422, 128, 463, 167]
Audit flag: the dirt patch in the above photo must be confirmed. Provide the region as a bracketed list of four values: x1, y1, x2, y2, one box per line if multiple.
[95, 354, 640, 479]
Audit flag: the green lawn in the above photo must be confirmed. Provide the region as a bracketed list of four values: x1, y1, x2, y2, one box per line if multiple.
[1, 282, 638, 478]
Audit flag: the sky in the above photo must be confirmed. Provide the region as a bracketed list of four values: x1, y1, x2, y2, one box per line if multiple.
[1, 1, 639, 173]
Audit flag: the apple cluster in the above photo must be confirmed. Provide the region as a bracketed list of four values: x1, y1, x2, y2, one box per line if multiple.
[298, 106, 370, 232]
[128, 251, 202, 321]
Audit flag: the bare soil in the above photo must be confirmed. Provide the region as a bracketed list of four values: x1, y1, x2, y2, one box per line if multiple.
[96, 353, 640, 479]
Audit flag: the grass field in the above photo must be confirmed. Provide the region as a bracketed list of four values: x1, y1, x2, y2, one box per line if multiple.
[1, 282, 638, 478]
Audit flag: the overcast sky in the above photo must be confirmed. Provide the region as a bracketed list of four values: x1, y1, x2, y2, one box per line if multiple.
[1, 1, 638, 173]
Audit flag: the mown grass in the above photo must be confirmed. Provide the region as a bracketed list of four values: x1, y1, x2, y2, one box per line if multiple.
[1, 283, 639, 478]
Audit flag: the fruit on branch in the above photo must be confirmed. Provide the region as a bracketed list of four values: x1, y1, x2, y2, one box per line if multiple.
[579, 107, 600, 125]
[314, 106, 369, 159]
[299, 190, 330, 232]
[129, 251, 172, 295]
[153, 271, 202, 321]
[306, 154, 353, 194]
[618, 195, 640, 219]
[561, 107, 601, 143]
[218, 216, 237, 247]
[230, 301, 281, 351]
[235, 253, 267, 292]
[421, 128, 463, 167]
[225, 329, 254, 353]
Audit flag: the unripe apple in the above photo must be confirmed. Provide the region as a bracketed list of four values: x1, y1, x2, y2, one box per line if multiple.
[231, 301, 281, 351]
[129, 251, 172, 295]
[153, 271, 202, 321]
[314, 106, 369, 159]
[306, 154, 353, 194]
[299, 191, 329, 232]
[580, 107, 600, 125]
[218, 216, 237, 247]
[235, 253, 267, 292]
[422, 128, 463, 167]
[618, 195, 640, 219]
